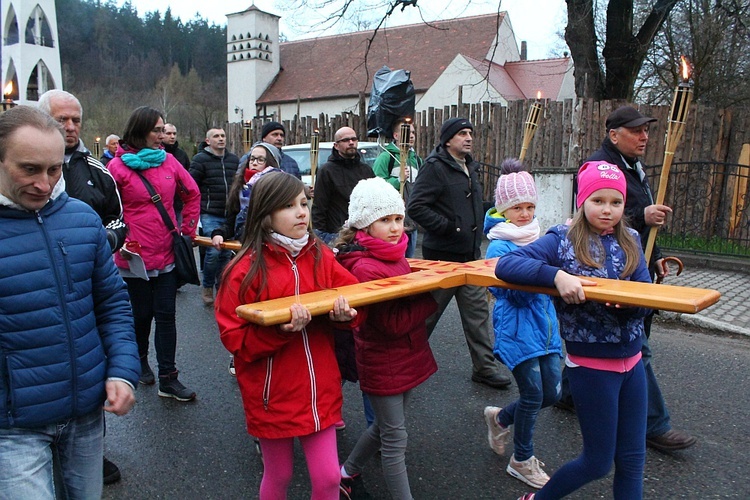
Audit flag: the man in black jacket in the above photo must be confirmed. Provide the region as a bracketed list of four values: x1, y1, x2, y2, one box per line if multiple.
[559, 106, 696, 452]
[190, 128, 240, 305]
[163, 123, 191, 170]
[311, 126, 374, 244]
[37, 89, 129, 484]
[407, 118, 510, 389]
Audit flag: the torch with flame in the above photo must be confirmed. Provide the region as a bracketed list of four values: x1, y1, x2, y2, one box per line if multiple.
[397, 118, 412, 199]
[1, 82, 16, 112]
[519, 91, 543, 162]
[93, 137, 101, 159]
[644, 56, 693, 263]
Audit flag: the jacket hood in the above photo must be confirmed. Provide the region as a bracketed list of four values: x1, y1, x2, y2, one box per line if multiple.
[483, 207, 506, 234]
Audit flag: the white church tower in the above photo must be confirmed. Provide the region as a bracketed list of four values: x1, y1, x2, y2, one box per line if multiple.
[226, 4, 280, 122]
[1, 0, 63, 104]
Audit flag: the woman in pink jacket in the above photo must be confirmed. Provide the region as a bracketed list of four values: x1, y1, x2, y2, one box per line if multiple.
[108, 106, 200, 401]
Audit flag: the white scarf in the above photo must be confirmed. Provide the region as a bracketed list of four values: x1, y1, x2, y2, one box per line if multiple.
[487, 218, 541, 246]
[269, 231, 309, 256]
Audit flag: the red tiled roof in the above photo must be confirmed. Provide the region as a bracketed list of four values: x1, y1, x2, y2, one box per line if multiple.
[257, 13, 506, 104]
[504, 57, 572, 100]
[462, 55, 526, 101]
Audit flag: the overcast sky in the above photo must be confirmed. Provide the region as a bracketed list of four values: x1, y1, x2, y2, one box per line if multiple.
[118, 0, 568, 60]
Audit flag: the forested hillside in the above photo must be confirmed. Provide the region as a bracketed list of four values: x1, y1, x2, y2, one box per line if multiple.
[55, 0, 228, 152]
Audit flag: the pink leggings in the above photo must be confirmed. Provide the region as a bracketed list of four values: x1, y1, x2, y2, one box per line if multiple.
[258, 426, 340, 499]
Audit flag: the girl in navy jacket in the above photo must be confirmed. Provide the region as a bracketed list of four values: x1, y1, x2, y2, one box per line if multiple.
[496, 161, 652, 500]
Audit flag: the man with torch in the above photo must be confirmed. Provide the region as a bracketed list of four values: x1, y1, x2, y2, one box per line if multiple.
[557, 106, 696, 453]
[372, 118, 423, 257]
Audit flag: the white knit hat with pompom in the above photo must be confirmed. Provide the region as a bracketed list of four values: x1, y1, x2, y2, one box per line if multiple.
[345, 177, 405, 229]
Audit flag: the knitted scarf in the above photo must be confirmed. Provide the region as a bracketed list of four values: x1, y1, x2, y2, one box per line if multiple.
[121, 148, 167, 170]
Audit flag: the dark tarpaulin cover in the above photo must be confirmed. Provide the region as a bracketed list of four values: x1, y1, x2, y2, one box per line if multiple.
[367, 66, 415, 138]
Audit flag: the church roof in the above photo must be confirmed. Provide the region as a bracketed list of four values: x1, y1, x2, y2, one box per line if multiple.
[257, 13, 507, 104]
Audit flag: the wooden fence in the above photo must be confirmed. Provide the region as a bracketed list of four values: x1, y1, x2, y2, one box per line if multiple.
[226, 98, 750, 172]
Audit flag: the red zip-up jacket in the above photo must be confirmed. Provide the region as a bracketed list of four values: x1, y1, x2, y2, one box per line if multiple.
[215, 240, 361, 439]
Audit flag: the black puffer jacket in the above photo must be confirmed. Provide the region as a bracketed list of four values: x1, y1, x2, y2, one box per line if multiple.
[407, 145, 487, 260]
[189, 145, 240, 217]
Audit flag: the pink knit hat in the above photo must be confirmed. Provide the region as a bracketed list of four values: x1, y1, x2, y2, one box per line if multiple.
[495, 166, 538, 214]
[576, 160, 627, 208]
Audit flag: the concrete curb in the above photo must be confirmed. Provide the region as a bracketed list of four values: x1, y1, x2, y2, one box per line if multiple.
[661, 311, 750, 337]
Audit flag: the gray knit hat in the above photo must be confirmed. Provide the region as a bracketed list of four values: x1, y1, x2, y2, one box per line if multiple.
[346, 177, 405, 229]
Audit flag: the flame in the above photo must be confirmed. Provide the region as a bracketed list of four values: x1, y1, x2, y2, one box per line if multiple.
[536, 91, 542, 99]
[680, 56, 691, 81]
[95, 137, 101, 142]
[405, 117, 412, 124]
[313, 129, 319, 134]
[3, 82, 12, 97]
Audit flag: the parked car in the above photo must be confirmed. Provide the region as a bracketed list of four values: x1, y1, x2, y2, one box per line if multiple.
[283, 141, 381, 185]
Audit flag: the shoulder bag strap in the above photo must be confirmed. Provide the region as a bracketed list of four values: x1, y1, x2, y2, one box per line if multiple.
[136, 172, 178, 234]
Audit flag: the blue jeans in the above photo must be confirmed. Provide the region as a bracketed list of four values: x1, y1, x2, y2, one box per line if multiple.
[125, 271, 178, 377]
[497, 354, 561, 461]
[537, 362, 647, 500]
[405, 229, 418, 258]
[200, 214, 231, 289]
[0, 410, 103, 499]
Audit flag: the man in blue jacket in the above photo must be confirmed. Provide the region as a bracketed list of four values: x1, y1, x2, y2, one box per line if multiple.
[0, 106, 139, 498]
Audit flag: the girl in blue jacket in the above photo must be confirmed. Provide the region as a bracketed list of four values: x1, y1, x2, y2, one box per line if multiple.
[496, 160, 652, 500]
[482, 159, 562, 490]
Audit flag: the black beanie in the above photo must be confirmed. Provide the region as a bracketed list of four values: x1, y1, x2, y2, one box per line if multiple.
[261, 121, 285, 139]
[439, 118, 473, 146]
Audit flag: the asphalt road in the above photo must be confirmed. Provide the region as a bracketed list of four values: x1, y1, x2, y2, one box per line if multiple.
[102, 286, 750, 499]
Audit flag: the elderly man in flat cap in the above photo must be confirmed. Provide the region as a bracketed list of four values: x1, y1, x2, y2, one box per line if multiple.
[558, 106, 696, 453]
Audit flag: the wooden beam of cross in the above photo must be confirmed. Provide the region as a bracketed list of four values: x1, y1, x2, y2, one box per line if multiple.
[233, 257, 721, 327]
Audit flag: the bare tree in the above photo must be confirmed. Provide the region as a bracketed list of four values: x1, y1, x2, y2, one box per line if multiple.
[637, 0, 750, 107]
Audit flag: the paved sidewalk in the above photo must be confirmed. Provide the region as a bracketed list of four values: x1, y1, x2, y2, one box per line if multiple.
[662, 266, 750, 336]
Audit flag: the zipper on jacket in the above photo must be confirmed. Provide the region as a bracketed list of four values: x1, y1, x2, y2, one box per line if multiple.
[262, 357, 273, 410]
[58, 241, 74, 292]
[286, 254, 321, 431]
[37, 210, 78, 414]
[4, 355, 14, 426]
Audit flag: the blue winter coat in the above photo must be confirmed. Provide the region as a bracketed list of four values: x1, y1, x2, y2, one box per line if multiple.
[484, 211, 562, 371]
[495, 224, 652, 360]
[0, 192, 139, 429]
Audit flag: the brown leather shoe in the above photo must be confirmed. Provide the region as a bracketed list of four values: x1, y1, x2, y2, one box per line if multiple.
[646, 429, 697, 452]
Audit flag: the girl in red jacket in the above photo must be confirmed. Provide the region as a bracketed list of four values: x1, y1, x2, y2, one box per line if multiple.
[335, 177, 438, 500]
[215, 171, 360, 500]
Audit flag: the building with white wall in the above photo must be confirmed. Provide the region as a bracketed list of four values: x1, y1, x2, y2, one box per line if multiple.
[1, 0, 62, 104]
[226, 7, 574, 123]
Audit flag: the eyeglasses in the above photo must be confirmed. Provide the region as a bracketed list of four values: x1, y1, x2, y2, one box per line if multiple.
[248, 156, 267, 164]
[151, 127, 165, 134]
[335, 137, 358, 143]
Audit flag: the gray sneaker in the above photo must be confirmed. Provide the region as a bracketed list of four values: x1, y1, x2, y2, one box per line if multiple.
[158, 377, 196, 402]
[483, 406, 511, 455]
[507, 455, 550, 489]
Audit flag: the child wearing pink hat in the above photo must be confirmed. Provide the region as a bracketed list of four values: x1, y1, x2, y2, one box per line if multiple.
[481, 159, 562, 490]
[496, 160, 652, 500]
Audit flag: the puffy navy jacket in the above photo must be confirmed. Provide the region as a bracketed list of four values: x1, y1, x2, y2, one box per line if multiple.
[0, 193, 139, 429]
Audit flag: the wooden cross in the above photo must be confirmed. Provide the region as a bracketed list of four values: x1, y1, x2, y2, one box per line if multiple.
[232, 256, 721, 327]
